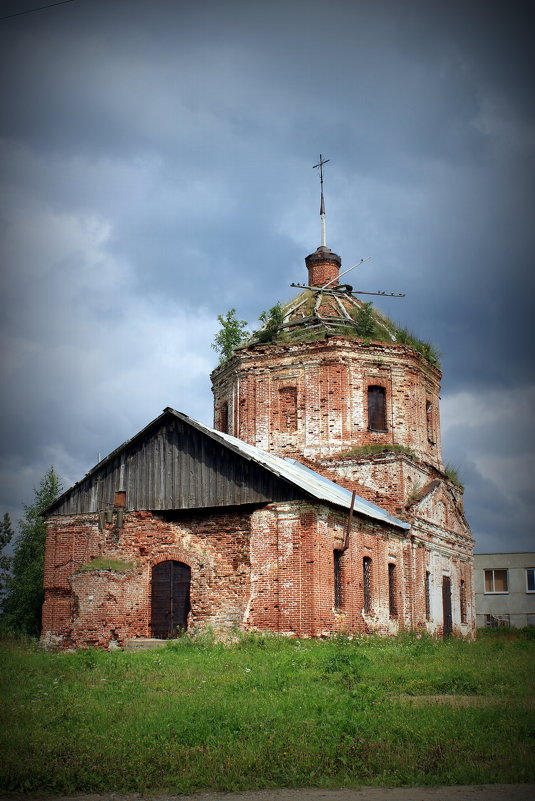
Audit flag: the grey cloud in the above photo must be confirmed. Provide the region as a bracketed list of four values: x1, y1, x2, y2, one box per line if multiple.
[0, 0, 533, 551]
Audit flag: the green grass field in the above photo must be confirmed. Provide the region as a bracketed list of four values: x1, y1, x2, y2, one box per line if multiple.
[1, 629, 534, 795]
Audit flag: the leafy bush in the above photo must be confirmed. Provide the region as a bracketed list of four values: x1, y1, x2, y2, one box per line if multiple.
[211, 309, 249, 363]
[253, 303, 285, 344]
[352, 301, 377, 338]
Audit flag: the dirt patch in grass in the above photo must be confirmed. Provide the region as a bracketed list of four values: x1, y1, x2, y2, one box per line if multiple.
[396, 695, 535, 707]
[396, 695, 502, 707]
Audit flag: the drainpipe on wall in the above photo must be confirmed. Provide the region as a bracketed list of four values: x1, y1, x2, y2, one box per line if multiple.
[342, 491, 356, 552]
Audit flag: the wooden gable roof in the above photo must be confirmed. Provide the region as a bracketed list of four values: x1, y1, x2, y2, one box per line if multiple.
[46, 409, 304, 516]
[45, 408, 409, 530]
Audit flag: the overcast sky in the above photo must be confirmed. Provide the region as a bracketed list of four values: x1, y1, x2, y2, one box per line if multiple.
[0, 0, 533, 554]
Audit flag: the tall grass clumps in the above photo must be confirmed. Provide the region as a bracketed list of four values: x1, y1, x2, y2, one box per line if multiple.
[1, 629, 534, 794]
[338, 443, 417, 460]
[443, 462, 464, 488]
[393, 326, 441, 367]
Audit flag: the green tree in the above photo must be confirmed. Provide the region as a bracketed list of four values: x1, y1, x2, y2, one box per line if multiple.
[353, 301, 376, 339]
[1, 467, 62, 636]
[0, 512, 14, 600]
[211, 309, 249, 363]
[255, 302, 285, 344]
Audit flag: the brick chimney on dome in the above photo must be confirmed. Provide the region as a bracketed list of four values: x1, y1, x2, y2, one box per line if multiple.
[305, 245, 342, 287]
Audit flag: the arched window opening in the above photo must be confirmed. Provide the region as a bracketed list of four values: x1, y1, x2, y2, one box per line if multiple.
[220, 401, 229, 434]
[388, 563, 397, 617]
[279, 386, 297, 432]
[334, 550, 343, 610]
[368, 385, 387, 432]
[363, 556, 372, 613]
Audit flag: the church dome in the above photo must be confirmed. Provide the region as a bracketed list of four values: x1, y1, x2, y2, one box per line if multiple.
[211, 246, 443, 470]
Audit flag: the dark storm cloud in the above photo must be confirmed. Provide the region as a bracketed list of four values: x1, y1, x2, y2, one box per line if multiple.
[0, 0, 533, 552]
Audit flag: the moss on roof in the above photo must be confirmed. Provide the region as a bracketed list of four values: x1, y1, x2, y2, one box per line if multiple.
[246, 295, 441, 367]
[213, 287, 441, 369]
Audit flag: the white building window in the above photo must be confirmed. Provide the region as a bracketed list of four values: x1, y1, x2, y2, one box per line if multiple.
[484, 568, 508, 594]
[526, 568, 535, 593]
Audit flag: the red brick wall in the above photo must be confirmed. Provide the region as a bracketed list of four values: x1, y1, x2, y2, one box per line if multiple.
[212, 337, 443, 469]
[246, 502, 474, 638]
[211, 335, 474, 640]
[43, 498, 474, 647]
[42, 508, 253, 648]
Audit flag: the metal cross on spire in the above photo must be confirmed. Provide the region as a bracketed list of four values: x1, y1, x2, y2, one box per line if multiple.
[313, 154, 330, 246]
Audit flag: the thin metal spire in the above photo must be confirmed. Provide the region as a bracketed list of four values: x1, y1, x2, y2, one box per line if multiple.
[313, 154, 330, 246]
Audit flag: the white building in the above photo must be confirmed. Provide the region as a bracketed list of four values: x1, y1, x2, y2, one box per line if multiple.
[474, 553, 535, 628]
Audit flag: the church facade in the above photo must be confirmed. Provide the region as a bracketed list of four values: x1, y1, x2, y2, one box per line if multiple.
[42, 244, 474, 648]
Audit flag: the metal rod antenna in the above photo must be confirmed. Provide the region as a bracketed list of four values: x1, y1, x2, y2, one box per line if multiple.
[353, 290, 405, 297]
[321, 257, 372, 289]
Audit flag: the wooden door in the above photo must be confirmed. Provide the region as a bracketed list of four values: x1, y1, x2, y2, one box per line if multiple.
[151, 560, 191, 638]
[442, 575, 452, 638]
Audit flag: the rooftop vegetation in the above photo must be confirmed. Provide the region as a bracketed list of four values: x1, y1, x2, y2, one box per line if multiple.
[211, 309, 249, 364]
[75, 558, 136, 573]
[213, 296, 441, 368]
[337, 443, 417, 460]
[443, 461, 464, 488]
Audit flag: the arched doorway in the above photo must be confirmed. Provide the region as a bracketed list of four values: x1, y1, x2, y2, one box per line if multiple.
[150, 560, 191, 638]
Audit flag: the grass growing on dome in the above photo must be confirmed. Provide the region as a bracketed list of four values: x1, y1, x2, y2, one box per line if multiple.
[393, 325, 441, 367]
[214, 300, 441, 368]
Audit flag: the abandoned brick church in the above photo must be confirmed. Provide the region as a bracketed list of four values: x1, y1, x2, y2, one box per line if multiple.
[42, 240, 475, 647]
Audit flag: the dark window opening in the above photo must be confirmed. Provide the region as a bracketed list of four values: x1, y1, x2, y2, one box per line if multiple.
[460, 579, 467, 624]
[363, 556, 372, 613]
[486, 613, 510, 628]
[334, 550, 343, 610]
[425, 571, 431, 621]
[388, 563, 397, 617]
[527, 568, 535, 592]
[220, 401, 229, 434]
[279, 386, 298, 432]
[368, 385, 387, 432]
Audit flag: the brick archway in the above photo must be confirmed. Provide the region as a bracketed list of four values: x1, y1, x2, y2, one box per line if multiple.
[150, 548, 197, 570]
